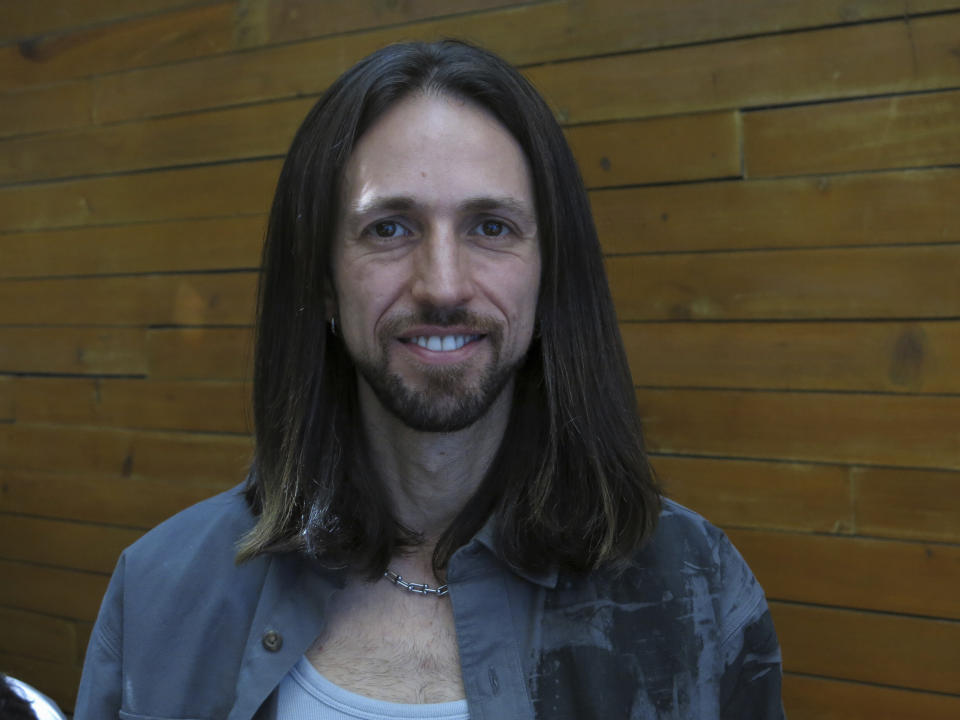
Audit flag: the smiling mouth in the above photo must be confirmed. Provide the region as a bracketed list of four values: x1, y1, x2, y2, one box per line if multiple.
[400, 334, 484, 352]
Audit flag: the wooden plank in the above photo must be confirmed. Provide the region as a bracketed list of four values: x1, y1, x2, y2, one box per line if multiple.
[0, 469, 231, 528]
[773, 602, 960, 694]
[745, 88, 960, 178]
[0, 0, 205, 42]
[0, 97, 311, 185]
[0, 652, 80, 714]
[1, 216, 264, 279]
[0, 607, 77, 664]
[637, 388, 960, 470]
[0, 376, 12, 420]
[655, 455, 853, 534]
[608, 245, 960, 321]
[0, 272, 257, 325]
[0, 559, 109, 621]
[0, 3, 235, 91]
[0, 158, 279, 232]
[729, 529, 960, 620]
[566, 112, 740, 188]
[0, 326, 147, 375]
[526, 13, 960, 124]
[622, 321, 960, 393]
[146, 327, 253, 380]
[239, 0, 525, 46]
[854, 466, 960, 543]
[0, 424, 252, 482]
[783, 673, 960, 720]
[0, 514, 141, 574]
[592, 168, 960, 254]
[13, 378, 252, 434]
[93, 4, 960, 124]
[0, 80, 91, 138]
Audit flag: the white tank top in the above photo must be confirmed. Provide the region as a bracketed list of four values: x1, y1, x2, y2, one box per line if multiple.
[276, 656, 471, 720]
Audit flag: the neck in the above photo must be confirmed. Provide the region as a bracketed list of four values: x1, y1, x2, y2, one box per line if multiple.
[356, 377, 514, 548]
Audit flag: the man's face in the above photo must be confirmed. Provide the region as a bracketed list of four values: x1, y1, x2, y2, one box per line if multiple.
[332, 92, 541, 432]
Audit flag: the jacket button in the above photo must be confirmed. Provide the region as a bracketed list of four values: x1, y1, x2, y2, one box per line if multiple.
[262, 630, 283, 652]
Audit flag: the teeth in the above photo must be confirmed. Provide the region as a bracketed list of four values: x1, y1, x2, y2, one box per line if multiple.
[410, 335, 478, 351]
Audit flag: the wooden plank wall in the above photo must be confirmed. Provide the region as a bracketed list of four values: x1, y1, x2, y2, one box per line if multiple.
[0, 0, 958, 714]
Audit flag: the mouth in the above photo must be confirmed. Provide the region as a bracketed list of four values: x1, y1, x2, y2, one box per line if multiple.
[399, 334, 484, 352]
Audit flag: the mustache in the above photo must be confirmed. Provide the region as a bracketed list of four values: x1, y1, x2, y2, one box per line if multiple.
[379, 306, 503, 340]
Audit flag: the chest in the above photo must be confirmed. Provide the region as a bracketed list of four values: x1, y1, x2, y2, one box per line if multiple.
[306, 582, 465, 703]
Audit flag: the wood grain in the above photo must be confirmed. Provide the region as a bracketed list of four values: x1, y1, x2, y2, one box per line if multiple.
[637, 388, 960, 470]
[0, 158, 279, 232]
[0, 326, 146, 375]
[655, 455, 853, 534]
[773, 601, 960, 694]
[622, 321, 960, 393]
[0, 80, 91, 138]
[0, 514, 142, 573]
[13, 377, 252, 433]
[783, 673, 960, 720]
[854, 466, 960, 543]
[0, 376, 12, 421]
[730, 529, 960, 619]
[745, 88, 960, 177]
[0, 0, 204, 41]
[526, 13, 960, 124]
[608, 245, 960, 321]
[0, 273, 257, 325]
[566, 111, 740, 188]
[146, 327, 253, 380]
[0, 559, 109, 620]
[0, 606, 77, 664]
[592, 168, 960, 254]
[0, 468, 230, 528]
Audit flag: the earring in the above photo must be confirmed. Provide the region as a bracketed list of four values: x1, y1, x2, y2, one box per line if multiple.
[329, 317, 337, 336]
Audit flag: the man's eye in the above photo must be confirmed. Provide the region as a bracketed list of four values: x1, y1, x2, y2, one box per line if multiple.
[474, 220, 509, 237]
[371, 221, 410, 238]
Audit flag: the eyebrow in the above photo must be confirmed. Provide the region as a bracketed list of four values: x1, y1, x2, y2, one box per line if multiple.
[347, 195, 537, 226]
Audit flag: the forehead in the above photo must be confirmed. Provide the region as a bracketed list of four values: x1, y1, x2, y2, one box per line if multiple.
[340, 93, 535, 216]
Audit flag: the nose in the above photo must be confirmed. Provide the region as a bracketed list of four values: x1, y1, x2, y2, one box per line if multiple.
[410, 228, 474, 308]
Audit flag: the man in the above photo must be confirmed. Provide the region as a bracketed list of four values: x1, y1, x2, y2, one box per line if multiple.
[76, 41, 784, 719]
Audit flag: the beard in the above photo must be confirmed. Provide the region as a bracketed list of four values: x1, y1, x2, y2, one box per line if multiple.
[349, 307, 520, 433]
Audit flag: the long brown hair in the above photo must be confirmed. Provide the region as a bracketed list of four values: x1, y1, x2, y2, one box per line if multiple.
[239, 40, 660, 578]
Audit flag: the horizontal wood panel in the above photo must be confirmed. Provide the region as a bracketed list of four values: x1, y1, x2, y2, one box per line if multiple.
[90, 3, 960, 124]
[730, 529, 960, 619]
[773, 602, 960, 694]
[0, 97, 310, 185]
[745, 88, 960, 177]
[0, 0, 203, 41]
[0, 273, 257, 325]
[0, 424, 252, 482]
[0, 651, 81, 714]
[592, 169, 960, 254]
[146, 327, 253, 380]
[783, 673, 960, 720]
[0, 159, 279, 232]
[566, 112, 740, 188]
[0, 469, 230, 528]
[0, 376, 12, 420]
[1, 216, 264, 279]
[622, 321, 960, 393]
[0, 514, 141, 573]
[0, 559, 108, 621]
[527, 13, 960, 124]
[13, 378, 251, 433]
[0, 326, 146, 375]
[608, 245, 960, 321]
[0, 2, 235, 91]
[637, 388, 960, 470]
[855, 466, 960, 543]
[0, 606, 77, 664]
[655, 455, 853, 533]
[0, 80, 91, 138]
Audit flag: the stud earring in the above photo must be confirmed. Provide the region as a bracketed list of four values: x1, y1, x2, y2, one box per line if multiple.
[329, 317, 337, 336]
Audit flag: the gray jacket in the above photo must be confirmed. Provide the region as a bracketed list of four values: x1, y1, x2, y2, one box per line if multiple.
[75, 487, 785, 719]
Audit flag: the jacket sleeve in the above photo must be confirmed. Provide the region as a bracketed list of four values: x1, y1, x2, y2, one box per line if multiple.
[74, 553, 125, 719]
[718, 594, 786, 719]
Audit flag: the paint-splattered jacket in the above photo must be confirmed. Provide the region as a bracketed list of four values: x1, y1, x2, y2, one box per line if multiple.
[76, 487, 784, 719]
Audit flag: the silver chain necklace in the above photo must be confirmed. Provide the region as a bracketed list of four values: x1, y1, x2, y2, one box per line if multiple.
[383, 569, 449, 597]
